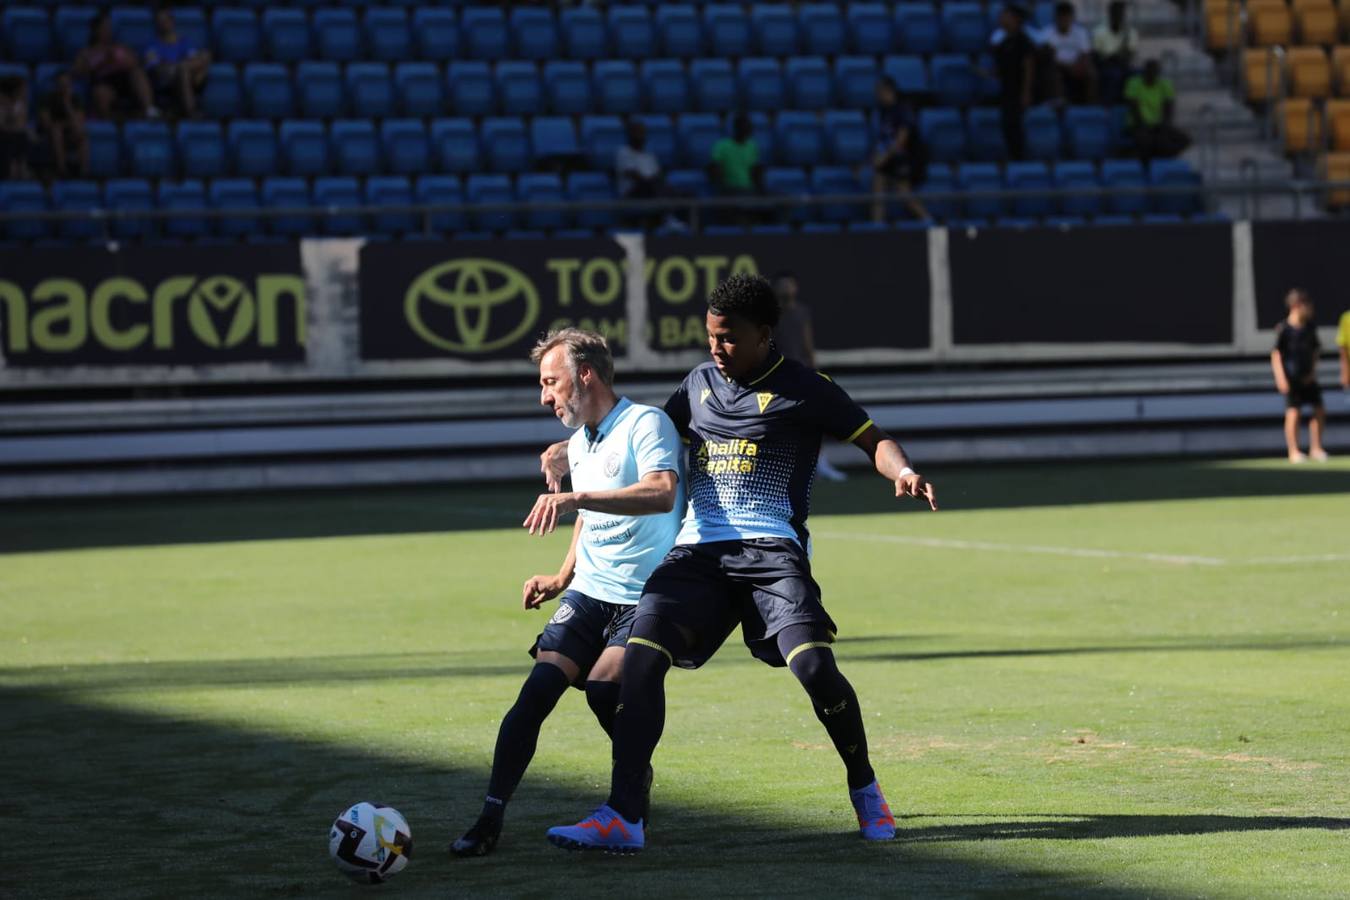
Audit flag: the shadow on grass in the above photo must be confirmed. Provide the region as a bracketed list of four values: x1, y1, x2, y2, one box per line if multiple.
[6, 458, 1350, 556]
[838, 635, 1345, 664]
[899, 814, 1350, 842]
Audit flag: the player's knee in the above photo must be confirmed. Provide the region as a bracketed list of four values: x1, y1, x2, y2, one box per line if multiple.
[788, 646, 836, 693]
[623, 614, 683, 679]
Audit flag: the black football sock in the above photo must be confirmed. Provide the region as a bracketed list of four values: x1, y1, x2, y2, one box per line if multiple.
[483, 662, 572, 817]
[607, 615, 680, 823]
[585, 679, 622, 737]
[778, 625, 876, 792]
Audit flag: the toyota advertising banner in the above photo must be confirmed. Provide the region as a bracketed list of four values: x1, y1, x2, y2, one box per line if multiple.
[0, 244, 306, 366]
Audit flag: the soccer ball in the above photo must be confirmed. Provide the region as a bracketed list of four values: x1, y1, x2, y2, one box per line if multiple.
[329, 802, 413, 884]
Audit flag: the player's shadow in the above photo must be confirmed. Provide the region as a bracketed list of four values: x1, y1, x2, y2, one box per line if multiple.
[898, 814, 1350, 842]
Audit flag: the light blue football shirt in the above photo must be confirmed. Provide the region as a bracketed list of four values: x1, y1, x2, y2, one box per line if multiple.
[567, 397, 684, 605]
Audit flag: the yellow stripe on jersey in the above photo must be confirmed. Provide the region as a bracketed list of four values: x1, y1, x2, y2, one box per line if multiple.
[747, 355, 785, 386]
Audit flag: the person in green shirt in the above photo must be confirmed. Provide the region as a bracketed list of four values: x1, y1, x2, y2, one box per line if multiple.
[707, 113, 765, 224]
[1123, 59, 1190, 161]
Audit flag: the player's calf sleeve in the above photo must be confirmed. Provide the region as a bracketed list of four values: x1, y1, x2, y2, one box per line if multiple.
[608, 615, 681, 822]
[484, 662, 572, 811]
[585, 679, 622, 737]
[780, 627, 877, 791]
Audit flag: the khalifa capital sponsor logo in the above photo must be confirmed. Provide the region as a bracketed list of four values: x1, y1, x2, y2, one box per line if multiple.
[404, 259, 540, 354]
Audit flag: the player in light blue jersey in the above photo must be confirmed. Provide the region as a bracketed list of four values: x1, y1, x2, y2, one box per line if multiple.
[451, 328, 683, 858]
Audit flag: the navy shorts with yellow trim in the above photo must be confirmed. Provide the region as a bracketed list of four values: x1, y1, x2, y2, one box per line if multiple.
[637, 538, 837, 669]
[530, 590, 637, 687]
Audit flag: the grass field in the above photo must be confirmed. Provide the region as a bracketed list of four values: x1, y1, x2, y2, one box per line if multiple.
[3, 457, 1349, 898]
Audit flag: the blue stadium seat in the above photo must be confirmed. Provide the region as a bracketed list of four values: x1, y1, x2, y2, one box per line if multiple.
[209, 178, 258, 239]
[366, 175, 414, 236]
[50, 180, 102, 241]
[690, 59, 736, 112]
[495, 61, 542, 116]
[123, 120, 174, 178]
[510, 7, 558, 60]
[640, 60, 688, 114]
[518, 173, 568, 231]
[748, 110, 777, 163]
[1004, 160, 1052, 217]
[931, 54, 979, 106]
[738, 58, 784, 112]
[1044, 215, 1086, 228]
[666, 167, 710, 197]
[823, 109, 869, 165]
[1023, 106, 1063, 161]
[552, 228, 597, 240]
[2, 7, 51, 64]
[1101, 158, 1147, 215]
[447, 61, 495, 116]
[882, 54, 930, 95]
[799, 4, 846, 55]
[86, 120, 120, 178]
[260, 177, 312, 237]
[0, 63, 29, 88]
[812, 165, 865, 222]
[412, 8, 458, 62]
[1033, 1, 1057, 29]
[261, 9, 310, 63]
[201, 64, 243, 119]
[177, 121, 226, 179]
[566, 171, 616, 229]
[0, 181, 48, 241]
[53, 6, 96, 61]
[608, 6, 657, 59]
[580, 115, 625, 170]
[542, 61, 590, 115]
[957, 162, 1004, 219]
[592, 60, 640, 114]
[1148, 159, 1202, 214]
[704, 225, 747, 236]
[993, 217, 1035, 229]
[414, 174, 464, 234]
[801, 222, 843, 233]
[894, 3, 942, 54]
[430, 118, 479, 173]
[211, 8, 260, 64]
[395, 62, 442, 117]
[109, 7, 154, 52]
[171, 8, 208, 51]
[942, 2, 989, 53]
[330, 120, 380, 176]
[749, 6, 797, 56]
[634, 113, 677, 168]
[752, 224, 793, 235]
[465, 173, 515, 232]
[559, 7, 607, 59]
[785, 57, 832, 109]
[675, 113, 719, 167]
[296, 61, 344, 118]
[243, 63, 294, 118]
[774, 111, 824, 166]
[917, 162, 957, 219]
[847, 221, 890, 232]
[919, 107, 967, 163]
[834, 56, 880, 109]
[104, 178, 155, 240]
[1141, 213, 1183, 225]
[279, 120, 329, 176]
[504, 230, 547, 241]
[158, 180, 209, 239]
[313, 176, 364, 235]
[461, 7, 509, 60]
[313, 8, 362, 62]
[846, 3, 892, 55]
[763, 167, 810, 222]
[531, 116, 580, 163]
[227, 120, 277, 177]
[381, 118, 429, 176]
[481, 117, 531, 173]
[1064, 106, 1112, 160]
[966, 107, 1007, 161]
[365, 8, 411, 62]
[656, 5, 703, 57]
[704, 4, 752, 57]
[1052, 160, 1102, 216]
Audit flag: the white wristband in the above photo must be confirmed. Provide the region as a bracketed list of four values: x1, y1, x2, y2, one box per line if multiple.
[898, 467, 915, 478]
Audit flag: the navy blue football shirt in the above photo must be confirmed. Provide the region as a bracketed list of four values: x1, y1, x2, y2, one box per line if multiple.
[663, 351, 874, 547]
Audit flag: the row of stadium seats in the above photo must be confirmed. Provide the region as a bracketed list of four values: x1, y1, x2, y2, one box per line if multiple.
[1205, 0, 1350, 50]
[1, 3, 1038, 65]
[1320, 150, 1350, 205]
[1242, 45, 1350, 101]
[1280, 96, 1350, 152]
[61, 105, 1136, 180]
[0, 159, 1205, 241]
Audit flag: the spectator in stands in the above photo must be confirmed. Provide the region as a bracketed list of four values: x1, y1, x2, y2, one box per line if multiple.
[771, 271, 848, 482]
[870, 76, 929, 222]
[992, 4, 1036, 161]
[0, 75, 33, 180]
[73, 12, 158, 119]
[1044, 2, 1097, 103]
[1271, 289, 1328, 463]
[1337, 307, 1350, 390]
[708, 113, 764, 224]
[1124, 59, 1190, 161]
[1093, 1, 1138, 104]
[144, 8, 211, 119]
[615, 119, 685, 232]
[38, 72, 88, 178]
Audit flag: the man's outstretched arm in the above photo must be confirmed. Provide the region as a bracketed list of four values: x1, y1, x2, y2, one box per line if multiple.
[851, 424, 938, 511]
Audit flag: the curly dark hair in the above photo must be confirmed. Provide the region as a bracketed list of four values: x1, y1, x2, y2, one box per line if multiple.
[707, 273, 780, 328]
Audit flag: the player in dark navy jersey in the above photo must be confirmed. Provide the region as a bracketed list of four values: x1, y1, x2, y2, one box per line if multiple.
[545, 274, 937, 853]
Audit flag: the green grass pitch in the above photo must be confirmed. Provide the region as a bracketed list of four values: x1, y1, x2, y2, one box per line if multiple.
[3, 457, 1348, 898]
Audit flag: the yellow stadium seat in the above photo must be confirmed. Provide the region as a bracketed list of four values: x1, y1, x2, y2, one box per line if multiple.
[1334, 45, 1350, 94]
[1248, 0, 1294, 45]
[1328, 99, 1350, 149]
[1319, 151, 1350, 207]
[1281, 98, 1324, 153]
[1296, 3, 1340, 42]
[1205, 5, 1241, 49]
[1244, 48, 1284, 101]
[1340, 0, 1350, 34]
[1288, 46, 1332, 97]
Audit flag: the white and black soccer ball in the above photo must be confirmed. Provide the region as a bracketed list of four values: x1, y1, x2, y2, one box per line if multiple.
[329, 802, 413, 884]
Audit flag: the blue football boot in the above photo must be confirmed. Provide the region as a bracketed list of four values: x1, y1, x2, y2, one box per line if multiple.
[546, 805, 644, 854]
[849, 780, 897, 840]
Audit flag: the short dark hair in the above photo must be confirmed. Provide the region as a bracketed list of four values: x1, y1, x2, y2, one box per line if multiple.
[1055, 2, 1075, 16]
[1286, 288, 1312, 308]
[708, 273, 780, 328]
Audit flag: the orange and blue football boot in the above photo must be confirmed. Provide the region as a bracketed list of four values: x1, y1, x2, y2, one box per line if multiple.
[546, 805, 644, 854]
[850, 780, 897, 840]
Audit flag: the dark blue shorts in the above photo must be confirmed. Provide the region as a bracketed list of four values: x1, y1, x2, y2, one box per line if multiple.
[530, 589, 638, 686]
[637, 538, 837, 670]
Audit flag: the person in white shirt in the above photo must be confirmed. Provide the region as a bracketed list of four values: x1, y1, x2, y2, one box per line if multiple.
[1044, 1, 1098, 102]
[1093, 1, 1138, 103]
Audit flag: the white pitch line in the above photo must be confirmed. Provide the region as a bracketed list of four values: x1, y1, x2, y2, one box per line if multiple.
[1242, 552, 1350, 565]
[814, 532, 1228, 567]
